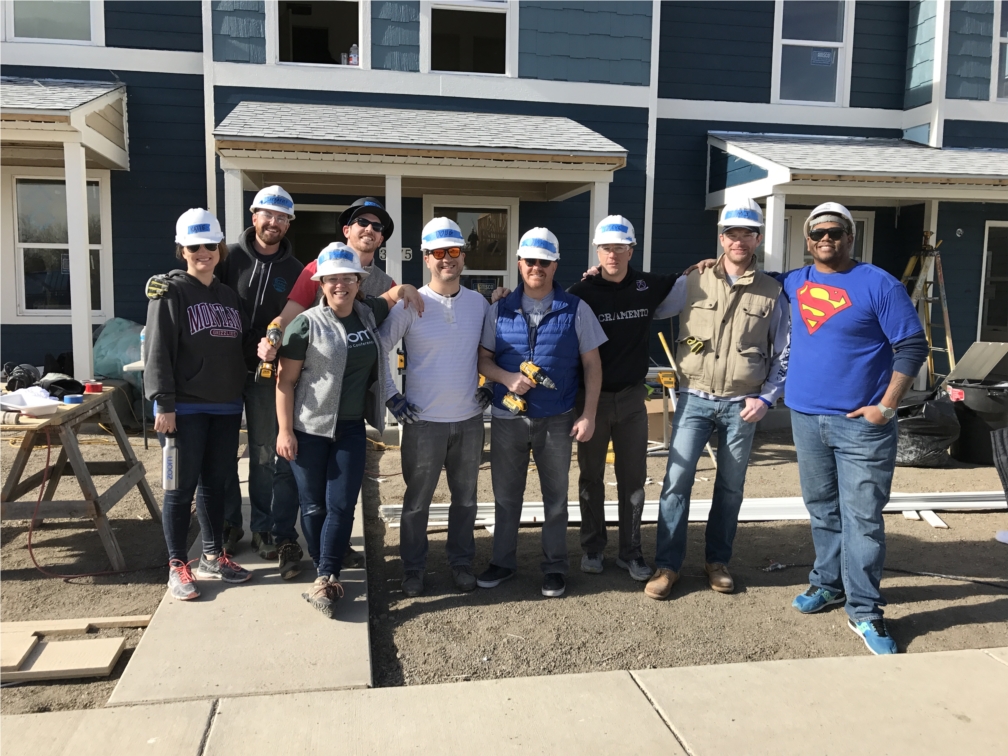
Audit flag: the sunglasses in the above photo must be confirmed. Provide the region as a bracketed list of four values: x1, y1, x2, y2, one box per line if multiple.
[185, 243, 219, 253]
[427, 247, 463, 259]
[521, 258, 553, 268]
[351, 217, 384, 233]
[809, 228, 846, 242]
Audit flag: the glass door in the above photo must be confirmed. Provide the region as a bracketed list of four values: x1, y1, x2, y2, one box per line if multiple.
[980, 223, 1008, 341]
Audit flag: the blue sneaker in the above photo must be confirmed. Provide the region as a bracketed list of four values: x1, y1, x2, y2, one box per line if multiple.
[792, 585, 846, 614]
[848, 618, 898, 655]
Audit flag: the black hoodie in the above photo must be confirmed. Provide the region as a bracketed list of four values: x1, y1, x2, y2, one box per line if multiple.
[216, 227, 304, 342]
[144, 270, 255, 413]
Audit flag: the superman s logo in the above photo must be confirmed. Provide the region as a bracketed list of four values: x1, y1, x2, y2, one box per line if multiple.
[796, 282, 851, 334]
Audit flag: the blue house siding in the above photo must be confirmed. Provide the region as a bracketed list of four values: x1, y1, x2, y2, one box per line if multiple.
[372, 1, 420, 72]
[943, 119, 1008, 148]
[518, 1, 651, 86]
[849, 0, 909, 110]
[212, 1, 266, 63]
[946, 1, 994, 99]
[905, 0, 936, 108]
[657, 1, 773, 103]
[1, 325, 73, 366]
[104, 1, 203, 52]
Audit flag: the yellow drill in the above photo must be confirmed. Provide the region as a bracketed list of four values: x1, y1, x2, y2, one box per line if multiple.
[255, 320, 283, 382]
[501, 361, 556, 415]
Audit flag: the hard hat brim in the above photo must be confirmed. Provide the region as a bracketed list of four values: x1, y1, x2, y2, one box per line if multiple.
[312, 263, 370, 281]
[517, 250, 559, 261]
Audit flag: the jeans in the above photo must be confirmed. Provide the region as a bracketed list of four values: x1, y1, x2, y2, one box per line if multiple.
[288, 422, 366, 578]
[790, 410, 898, 622]
[400, 415, 484, 572]
[271, 454, 302, 544]
[220, 374, 277, 534]
[655, 393, 757, 572]
[159, 412, 241, 562]
[577, 383, 648, 561]
[490, 411, 575, 575]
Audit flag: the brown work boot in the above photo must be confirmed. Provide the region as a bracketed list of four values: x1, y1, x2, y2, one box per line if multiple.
[705, 562, 734, 593]
[644, 568, 679, 600]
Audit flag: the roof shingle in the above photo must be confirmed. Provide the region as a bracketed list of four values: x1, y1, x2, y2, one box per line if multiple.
[1, 77, 123, 112]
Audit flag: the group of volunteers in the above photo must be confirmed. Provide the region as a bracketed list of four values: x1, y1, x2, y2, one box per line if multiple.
[145, 184, 927, 655]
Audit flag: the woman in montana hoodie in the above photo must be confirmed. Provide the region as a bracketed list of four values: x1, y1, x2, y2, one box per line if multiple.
[145, 209, 271, 601]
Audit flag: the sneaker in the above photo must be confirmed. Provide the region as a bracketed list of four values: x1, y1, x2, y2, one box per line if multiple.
[848, 618, 898, 655]
[402, 570, 424, 597]
[167, 558, 199, 601]
[344, 544, 365, 568]
[704, 562, 734, 593]
[616, 556, 655, 582]
[580, 553, 604, 574]
[196, 553, 252, 583]
[252, 531, 277, 560]
[303, 575, 344, 617]
[223, 525, 244, 555]
[277, 540, 303, 580]
[644, 568, 679, 600]
[476, 564, 516, 589]
[792, 585, 846, 614]
[452, 565, 477, 592]
[541, 573, 566, 598]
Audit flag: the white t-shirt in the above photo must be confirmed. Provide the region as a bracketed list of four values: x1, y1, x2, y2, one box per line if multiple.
[378, 285, 489, 423]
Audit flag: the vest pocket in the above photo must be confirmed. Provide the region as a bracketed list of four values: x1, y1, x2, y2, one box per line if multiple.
[677, 299, 716, 379]
[733, 345, 767, 386]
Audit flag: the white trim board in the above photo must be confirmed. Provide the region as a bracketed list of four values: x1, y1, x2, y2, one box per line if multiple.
[0, 41, 202, 75]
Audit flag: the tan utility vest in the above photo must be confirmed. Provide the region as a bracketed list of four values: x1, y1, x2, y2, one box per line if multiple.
[675, 258, 781, 398]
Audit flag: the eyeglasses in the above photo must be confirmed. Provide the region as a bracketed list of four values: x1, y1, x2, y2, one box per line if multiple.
[521, 258, 553, 268]
[597, 245, 630, 256]
[185, 243, 219, 253]
[722, 229, 758, 241]
[255, 211, 290, 226]
[322, 275, 359, 286]
[351, 217, 385, 233]
[808, 227, 846, 242]
[427, 247, 462, 259]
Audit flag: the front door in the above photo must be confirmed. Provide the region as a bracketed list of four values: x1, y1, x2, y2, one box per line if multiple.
[980, 223, 1008, 341]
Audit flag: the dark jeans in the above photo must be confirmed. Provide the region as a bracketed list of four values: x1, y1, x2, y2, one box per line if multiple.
[220, 374, 277, 533]
[490, 411, 575, 575]
[159, 412, 241, 562]
[790, 410, 898, 621]
[400, 415, 484, 572]
[576, 383, 648, 561]
[271, 453, 301, 544]
[288, 422, 366, 578]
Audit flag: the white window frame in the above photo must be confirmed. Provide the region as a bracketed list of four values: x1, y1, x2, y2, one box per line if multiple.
[421, 0, 516, 77]
[268, 0, 371, 70]
[783, 208, 874, 270]
[2, 0, 104, 46]
[976, 220, 1008, 340]
[771, 0, 856, 106]
[993, 0, 1007, 101]
[422, 194, 519, 289]
[1, 166, 115, 325]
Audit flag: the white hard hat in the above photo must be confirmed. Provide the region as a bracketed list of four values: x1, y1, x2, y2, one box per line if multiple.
[718, 199, 764, 230]
[175, 208, 224, 246]
[593, 215, 636, 246]
[311, 243, 369, 281]
[804, 202, 856, 242]
[421, 217, 464, 251]
[250, 185, 295, 218]
[517, 227, 560, 261]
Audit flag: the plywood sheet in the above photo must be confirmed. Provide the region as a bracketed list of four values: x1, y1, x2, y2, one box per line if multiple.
[0, 614, 150, 636]
[1, 637, 124, 682]
[0, 633, 38, 672]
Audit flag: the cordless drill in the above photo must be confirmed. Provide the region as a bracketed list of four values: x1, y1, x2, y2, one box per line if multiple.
[502, 361, 556, 415]
[255, 320, 283, 382]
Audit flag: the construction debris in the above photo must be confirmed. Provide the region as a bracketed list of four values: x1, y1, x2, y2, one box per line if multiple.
[0, 614, 151, 637]
[1, 637, 125, 682]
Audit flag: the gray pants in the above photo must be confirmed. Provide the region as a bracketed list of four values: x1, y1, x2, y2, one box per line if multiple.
[400, 415, 484, 572]
[490, 411, 575, 575]
[577, 383, 649, 561]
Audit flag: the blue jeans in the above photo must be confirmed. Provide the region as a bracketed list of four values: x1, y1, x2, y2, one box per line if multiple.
[219, 374, 277, 533]
[655, 393, 757, 572]
[288, 422, 366, 578]
[159, 412, 241, 562]
[790, 410, 898, 622]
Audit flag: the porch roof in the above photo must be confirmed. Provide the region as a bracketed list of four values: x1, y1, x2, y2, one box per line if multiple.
[1, 77, 123, 114]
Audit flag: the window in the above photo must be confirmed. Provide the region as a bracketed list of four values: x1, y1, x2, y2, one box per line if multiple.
[996, 1, 1008, 100]
[278, 1, 359, 65]
[773, 0, 852, 104]
[430, 1, 506, 74]
[4, 0, 102, 44]
[979, 222, 1008, 341]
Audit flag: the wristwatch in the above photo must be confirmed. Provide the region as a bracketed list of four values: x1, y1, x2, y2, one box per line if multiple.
[876, 403, 896, 421]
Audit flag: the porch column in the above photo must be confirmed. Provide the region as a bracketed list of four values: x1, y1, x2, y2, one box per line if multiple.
[63, 142, 94, 380]
[763, 193, 786, 273]
[223, 169, 243, 244]
[588, 181, 609, 270]
[384, 173, 404, 402]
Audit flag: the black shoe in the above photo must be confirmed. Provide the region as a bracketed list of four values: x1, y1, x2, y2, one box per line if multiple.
[344, 544, 365, 568]
[542, 573, 566, 598]
[402, 570, 424, 597]
[223, 525, 244, 555]
[476, 564, 515, 588]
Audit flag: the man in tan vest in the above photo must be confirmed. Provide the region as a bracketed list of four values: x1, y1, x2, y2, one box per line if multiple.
[645, 199, 790, 600]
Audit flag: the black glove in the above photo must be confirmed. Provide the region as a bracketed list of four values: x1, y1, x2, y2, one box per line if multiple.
[475, 385, 493, 410]
[386, 393, 420, 424]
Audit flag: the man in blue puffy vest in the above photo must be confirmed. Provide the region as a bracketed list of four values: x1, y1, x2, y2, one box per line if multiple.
[476, 227, 606, 599]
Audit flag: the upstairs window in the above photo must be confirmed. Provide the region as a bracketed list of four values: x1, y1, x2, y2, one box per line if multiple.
[431, 1, 506, 74]
[278, 1, 359, 66]
[6, 0, 99, 44]
[996, 1, 1007, 99]
[773, 0, 851, 104]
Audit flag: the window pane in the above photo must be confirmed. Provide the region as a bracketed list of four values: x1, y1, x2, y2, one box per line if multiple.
[13, 1, 91, 41]
[780, 45, 838, 101]
[853, 220, 866, 261]
[782, 1, 844, 42]
[431, 9, 506, 74]
[1002, 2, 1008, 37]
[87, 181, 101, 244]
[21, 248, 101, 311]
[999, 43, 1008, 99]
[277, 2, 359, 65]
[17, 179, 68, 243]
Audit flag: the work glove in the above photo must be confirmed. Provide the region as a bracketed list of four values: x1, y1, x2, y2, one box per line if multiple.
[475, 385, 494, 410]
[386, 393, 420, 424]
[145, 275, 169, 300]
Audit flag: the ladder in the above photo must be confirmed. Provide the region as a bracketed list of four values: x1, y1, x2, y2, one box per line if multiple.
[900, 231, 956, 388]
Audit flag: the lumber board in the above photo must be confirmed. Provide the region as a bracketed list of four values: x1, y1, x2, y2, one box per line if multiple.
[903, 510, 921, 520]
[0, 615, 150, 636]
[920, 510, 949, 529]
[1, 500, 95, 521]
[95, 462, 145, 513]
[1, 633, 38, 672]
[0, 637, 125, 682]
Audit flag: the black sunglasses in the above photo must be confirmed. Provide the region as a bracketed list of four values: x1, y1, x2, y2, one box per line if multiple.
[185, 243, 218, 253]
[427, 247, 462, 259]
[809, 228, 846, 242]
[352, 217, 384, 233]
[521, 258, 553, 268]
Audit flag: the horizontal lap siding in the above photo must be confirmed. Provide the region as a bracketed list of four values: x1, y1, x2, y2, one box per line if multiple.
[212, 1, 266, 63]
[104, 1, 203, 52]
[372, 1, 420, 72]
[0, 325, 74, 366]
[943, 119, 1008, 149]
[849, 0, 909, 109]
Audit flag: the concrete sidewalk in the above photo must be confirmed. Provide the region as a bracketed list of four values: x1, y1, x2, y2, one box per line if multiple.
[4, 647, 1006, 755]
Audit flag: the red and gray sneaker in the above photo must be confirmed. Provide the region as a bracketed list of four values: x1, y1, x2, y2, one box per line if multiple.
[168, 558, 200, 601]
[196, 553, 252, 583]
